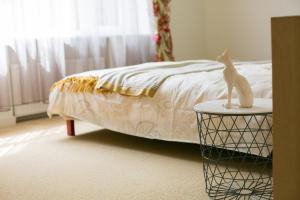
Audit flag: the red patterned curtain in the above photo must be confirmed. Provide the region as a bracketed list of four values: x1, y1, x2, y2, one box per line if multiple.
[153, 0, 175, 61]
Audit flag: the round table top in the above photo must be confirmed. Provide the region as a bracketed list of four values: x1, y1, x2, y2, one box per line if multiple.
[194, 98, 272, 115]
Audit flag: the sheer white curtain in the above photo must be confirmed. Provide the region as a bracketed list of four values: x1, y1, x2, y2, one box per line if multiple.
[0, 0, 155, 111]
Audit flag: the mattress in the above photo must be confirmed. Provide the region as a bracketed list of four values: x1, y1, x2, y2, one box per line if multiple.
[48, 60, 272, 144]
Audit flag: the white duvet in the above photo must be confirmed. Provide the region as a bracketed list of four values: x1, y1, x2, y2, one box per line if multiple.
[48, 60, 272, 144]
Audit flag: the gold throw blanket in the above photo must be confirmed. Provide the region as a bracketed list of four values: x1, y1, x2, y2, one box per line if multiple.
[51, 61, 222, 97]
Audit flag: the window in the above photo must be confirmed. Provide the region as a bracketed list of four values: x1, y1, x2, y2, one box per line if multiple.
[0, 0, 154, 39]
[0, 0, 156, 110]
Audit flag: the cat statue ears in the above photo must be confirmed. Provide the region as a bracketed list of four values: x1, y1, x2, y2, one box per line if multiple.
[216, 50, 232, 66]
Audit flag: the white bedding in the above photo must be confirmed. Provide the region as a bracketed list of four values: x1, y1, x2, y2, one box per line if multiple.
[48, 60, 272, 144]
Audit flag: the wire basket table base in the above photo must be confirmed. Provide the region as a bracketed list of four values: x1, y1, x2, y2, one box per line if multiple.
[196, 112, 273, 200]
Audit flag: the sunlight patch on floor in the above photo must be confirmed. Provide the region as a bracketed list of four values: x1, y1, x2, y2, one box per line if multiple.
[0, 116, 103, 157]
[0, 123, 65, 157]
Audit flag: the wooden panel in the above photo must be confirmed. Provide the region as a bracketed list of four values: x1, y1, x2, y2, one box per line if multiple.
[272, 16, 300, 200]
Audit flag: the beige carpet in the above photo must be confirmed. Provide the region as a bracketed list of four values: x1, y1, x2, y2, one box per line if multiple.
[0, 117, 209, 200]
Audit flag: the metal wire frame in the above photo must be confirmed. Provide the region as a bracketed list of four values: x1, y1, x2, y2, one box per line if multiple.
[195, 112, 273, 200]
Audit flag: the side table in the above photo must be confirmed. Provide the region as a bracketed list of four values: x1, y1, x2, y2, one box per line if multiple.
[194, 98, 273, 200]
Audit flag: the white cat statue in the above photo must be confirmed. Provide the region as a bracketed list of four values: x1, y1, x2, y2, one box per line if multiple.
[216, 50, 253, 109]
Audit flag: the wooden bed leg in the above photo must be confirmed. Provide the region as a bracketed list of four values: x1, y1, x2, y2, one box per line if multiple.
[66, 120, 75, 136]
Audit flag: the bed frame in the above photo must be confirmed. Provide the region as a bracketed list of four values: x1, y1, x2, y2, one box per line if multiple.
[66, 120, 75, 136]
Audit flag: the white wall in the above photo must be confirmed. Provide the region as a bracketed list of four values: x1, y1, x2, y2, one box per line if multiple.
[203, 0, 300, 60]
[203, 0, 272, 60]
[170, 0, 300, 61]
[271, 0, 300, 15]
[170, 0, 205, 61]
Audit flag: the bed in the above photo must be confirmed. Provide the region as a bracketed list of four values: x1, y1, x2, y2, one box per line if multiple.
[48, 60, 272, 145]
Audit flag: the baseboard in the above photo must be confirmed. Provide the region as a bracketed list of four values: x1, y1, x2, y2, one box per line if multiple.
[0, 102, 48, 128]
[15, 102, 48, 117]
[16, 112, 48, 122]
